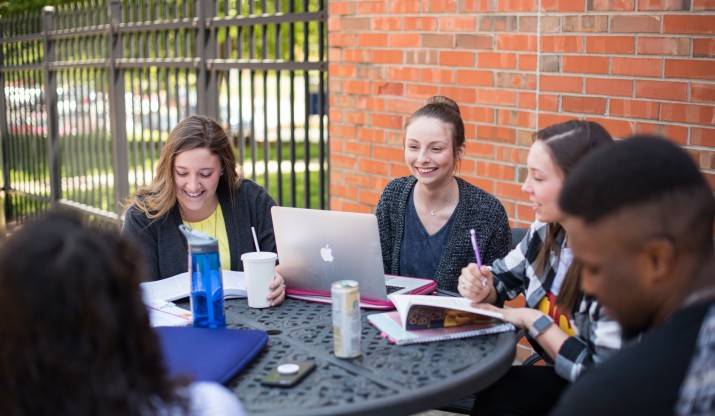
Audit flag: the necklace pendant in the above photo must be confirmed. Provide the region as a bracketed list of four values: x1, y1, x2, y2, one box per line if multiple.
[430, 210, 436, 216]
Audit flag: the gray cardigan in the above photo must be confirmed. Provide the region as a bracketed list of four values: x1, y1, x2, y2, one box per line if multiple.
[122, 179, 277, 281]
[376, 176, 511, 292]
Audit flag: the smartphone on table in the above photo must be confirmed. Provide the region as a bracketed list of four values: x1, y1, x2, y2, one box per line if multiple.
[260, 361, 316, 387]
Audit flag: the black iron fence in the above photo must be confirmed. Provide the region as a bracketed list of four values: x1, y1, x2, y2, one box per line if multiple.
[0, 0, 328, 232]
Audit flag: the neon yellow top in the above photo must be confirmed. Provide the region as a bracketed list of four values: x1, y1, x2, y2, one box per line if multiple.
[182, 204, 231, 270]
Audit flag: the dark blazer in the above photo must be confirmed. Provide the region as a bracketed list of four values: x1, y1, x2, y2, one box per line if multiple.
[122, 179, 277, 281]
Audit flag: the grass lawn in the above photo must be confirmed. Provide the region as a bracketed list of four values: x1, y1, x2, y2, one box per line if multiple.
[254, 169, 326, 209]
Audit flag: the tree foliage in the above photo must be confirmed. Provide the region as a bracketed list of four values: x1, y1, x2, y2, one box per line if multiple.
[0, 0, 76, 16]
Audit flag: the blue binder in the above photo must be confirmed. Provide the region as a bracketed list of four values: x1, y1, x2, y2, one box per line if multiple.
[156, 326, 268, 385]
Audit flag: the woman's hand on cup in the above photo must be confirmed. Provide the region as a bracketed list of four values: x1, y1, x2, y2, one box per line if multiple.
[458, 263, 494, 303]
[267, 266, 286, 307]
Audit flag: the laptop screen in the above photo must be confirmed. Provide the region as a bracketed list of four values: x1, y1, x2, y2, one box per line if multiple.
[271, 206, 390, 300]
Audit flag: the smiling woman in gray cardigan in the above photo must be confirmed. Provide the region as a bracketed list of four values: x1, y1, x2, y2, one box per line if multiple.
[376, 96, 511, 292]
[377, 176, 511, 292]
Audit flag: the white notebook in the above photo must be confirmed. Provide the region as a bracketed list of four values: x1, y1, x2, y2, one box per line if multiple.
[368, 311, 514, 345]
[140, 270, 247, 302]
[146, 299, 192, 327]
[367, 295, 515, 345]
[141, 270, 247, 327]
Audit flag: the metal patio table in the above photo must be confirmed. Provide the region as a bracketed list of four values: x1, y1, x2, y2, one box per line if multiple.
[214, 297, 516, 416]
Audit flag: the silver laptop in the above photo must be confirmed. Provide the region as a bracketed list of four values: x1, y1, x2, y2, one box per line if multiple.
[271, 206, 437, 309]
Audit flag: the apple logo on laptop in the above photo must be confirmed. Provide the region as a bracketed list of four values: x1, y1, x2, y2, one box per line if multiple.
[320, 244, 334, 262]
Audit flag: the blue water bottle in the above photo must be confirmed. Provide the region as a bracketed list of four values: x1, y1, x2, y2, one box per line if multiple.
[179, 224, 226, 329]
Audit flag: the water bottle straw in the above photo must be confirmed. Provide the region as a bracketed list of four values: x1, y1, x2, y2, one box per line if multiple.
[251, 226, 261, 252]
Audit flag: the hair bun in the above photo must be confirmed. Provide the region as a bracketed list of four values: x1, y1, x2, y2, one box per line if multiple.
[425, 95, 460, 115]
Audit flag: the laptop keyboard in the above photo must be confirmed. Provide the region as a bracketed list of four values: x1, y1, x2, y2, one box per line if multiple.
[386, 284, 405, 294]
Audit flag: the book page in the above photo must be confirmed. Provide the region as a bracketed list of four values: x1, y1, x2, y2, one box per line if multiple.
[146, 299, 192, 327]
[389, 294, 505, 330]
[141, 272, 190, 302]
[222, 270, 247, 298]
[141, 270, 247, 303]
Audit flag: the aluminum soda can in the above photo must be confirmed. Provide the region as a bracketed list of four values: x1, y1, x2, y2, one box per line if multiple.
[331, 280, 361, 358]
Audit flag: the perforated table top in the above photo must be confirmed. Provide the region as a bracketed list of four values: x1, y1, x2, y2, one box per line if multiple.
[212, 298, 515, 416]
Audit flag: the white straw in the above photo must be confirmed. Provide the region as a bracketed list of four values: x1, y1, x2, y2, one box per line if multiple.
[251, 226, 261, 252]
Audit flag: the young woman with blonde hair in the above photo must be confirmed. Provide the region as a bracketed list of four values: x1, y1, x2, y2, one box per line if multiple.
[123, 115, 285, 306]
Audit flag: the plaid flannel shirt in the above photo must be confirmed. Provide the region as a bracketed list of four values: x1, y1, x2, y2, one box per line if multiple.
[491, 220, 622, 382]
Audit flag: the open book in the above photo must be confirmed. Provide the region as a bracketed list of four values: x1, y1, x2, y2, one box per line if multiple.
[141, 270, 247, 327]
[367, 294, 515, 345]
[141, 270, 247, 302]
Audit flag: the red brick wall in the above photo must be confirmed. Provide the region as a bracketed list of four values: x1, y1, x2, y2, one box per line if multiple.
[328, 0, 715, 230]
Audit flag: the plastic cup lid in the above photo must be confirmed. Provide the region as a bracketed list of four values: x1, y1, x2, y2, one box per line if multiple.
[241, 252, 277, 262]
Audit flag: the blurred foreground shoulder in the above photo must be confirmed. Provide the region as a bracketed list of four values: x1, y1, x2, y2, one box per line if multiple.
[184, 381, 246, 416]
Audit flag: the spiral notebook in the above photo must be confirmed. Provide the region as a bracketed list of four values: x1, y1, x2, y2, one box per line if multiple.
[367, 295, 515, 345]
[368, 311, 514, 345]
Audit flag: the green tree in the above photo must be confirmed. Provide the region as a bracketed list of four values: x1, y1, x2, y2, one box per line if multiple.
[0, 0, 71, 16]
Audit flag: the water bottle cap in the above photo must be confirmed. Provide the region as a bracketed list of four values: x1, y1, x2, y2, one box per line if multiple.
[178, 224, 219, 253]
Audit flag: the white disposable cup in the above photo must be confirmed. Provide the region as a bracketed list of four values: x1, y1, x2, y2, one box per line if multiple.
[241, 252, 278, 308]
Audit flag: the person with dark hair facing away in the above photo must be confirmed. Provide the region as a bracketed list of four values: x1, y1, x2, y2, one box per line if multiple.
[551, 136, 715, 415]
[458, 119, 622, 415]
[123, 114, 285, 306]
[0, 212, 245, 415]
[377, 96, 511, 292]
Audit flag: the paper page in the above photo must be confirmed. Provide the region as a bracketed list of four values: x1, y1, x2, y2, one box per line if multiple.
[146, 299, 192, 327]
[222, 270, 247, 298]
[140, 270, 247, 302]
[388, 294, 505, 329]
[141, 272, 190, 302]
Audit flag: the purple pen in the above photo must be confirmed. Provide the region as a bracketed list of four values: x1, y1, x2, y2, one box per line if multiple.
[470, 229, 487, 288]
[469, 229, 483, 268]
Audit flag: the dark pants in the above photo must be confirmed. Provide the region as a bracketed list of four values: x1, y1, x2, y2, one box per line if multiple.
[471, 365, 569, 416]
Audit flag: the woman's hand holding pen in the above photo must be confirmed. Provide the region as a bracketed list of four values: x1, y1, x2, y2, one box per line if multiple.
[458, 263, 497, 304]
[462, 228, 496, 303]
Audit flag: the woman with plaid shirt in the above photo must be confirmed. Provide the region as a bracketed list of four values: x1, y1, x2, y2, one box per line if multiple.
[459, 120, 623, 416]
